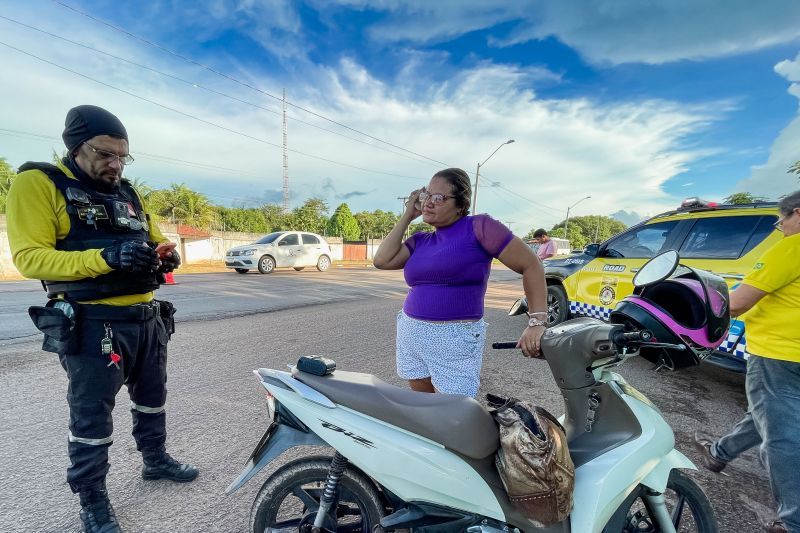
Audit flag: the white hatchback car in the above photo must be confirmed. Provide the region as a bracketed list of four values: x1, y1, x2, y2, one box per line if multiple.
[225, 231, 333, 274]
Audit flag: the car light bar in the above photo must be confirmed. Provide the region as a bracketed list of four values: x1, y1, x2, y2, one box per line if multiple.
[680, 197, 718, 210]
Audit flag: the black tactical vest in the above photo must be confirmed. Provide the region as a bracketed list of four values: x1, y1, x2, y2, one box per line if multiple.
[19, 162, 162, 300]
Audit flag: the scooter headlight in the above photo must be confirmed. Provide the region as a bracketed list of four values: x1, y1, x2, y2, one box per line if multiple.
[264, 389, 276, 421]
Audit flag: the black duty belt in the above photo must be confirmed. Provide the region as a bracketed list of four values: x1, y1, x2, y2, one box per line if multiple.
[79, 301, 161, 321]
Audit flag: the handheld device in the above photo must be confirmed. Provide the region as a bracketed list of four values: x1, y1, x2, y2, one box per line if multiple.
[155, 242, 177, 258]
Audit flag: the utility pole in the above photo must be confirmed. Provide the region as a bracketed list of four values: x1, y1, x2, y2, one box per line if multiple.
[564, 196, 591, 239]
[397, 196, 410, 238]
[473, 139, 514, 214]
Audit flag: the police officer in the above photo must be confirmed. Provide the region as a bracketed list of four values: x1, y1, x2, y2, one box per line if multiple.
[6, 105, 198, 533]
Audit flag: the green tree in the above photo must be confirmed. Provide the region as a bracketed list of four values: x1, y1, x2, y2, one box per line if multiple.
[146, 183, 216, 228]
[545, 215, 627, 250]
[0, 157, 17, 214]
[354, 209, 400, 239]
[723, 192, 768, 204]
[127, 177, 153, 198]
[789, 160, 800, 179]
[373, 210, 400, 237]
[409, 222, 434, 235]
[291, 198, 328, 233]
[326, 203, 360, 240]
[261, 204, 288, 232]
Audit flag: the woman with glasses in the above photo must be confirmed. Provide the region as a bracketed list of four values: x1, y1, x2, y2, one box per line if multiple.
[374, 167, 547, 398]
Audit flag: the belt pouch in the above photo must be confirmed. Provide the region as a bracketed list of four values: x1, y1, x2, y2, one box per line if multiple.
[28, 300, 78, 354]
[156, 300, 176, 339]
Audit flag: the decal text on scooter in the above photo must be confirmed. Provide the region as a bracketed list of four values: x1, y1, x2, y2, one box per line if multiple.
[319, 420, 375, 448]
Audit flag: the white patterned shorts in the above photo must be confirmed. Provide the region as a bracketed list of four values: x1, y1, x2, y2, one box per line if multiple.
[396, 310, 487, 398]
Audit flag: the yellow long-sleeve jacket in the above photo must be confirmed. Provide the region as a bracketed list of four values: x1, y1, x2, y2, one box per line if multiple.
[6, 159, 165, 305]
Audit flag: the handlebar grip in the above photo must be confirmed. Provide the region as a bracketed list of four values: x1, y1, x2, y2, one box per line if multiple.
[614, 329, 654, 343]
[492, 342, 518, 349]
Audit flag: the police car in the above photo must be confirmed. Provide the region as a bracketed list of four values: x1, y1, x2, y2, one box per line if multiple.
[541, 198, 780, 372]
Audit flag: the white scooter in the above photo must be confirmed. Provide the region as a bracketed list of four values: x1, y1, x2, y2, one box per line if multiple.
[228, 250, 719, 533]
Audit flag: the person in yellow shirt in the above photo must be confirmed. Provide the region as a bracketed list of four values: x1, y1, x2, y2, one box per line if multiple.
[6, 105, 197, 533]
[693, 190, 800, 533]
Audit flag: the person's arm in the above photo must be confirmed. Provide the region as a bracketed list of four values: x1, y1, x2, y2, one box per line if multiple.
[730, 284, 767, 317]
[7, 171, 112, 281]
[732, 237, 799, 316]
[373, 189, 421, 270]
[498, 237, 548, 357]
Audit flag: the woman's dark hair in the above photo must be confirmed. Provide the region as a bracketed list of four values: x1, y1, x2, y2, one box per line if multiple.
[432, 167, 472, 216]
[533, 228, 548, 238]
[778, 190, 800, 217]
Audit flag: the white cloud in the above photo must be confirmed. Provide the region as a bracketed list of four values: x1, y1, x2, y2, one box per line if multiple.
[323, 0, 800, 66]
[0, 1, 734, 235]
[734, 53, 800, 199]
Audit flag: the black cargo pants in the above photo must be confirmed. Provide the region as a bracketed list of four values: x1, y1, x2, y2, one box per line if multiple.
[53, 301, 175, 493]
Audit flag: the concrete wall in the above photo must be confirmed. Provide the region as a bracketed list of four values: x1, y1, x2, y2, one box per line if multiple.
[0, 215, 382, 277]
[0, 216, 17, 279]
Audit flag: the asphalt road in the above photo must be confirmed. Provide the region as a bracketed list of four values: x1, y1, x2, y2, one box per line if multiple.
[0, 267, 776, 532]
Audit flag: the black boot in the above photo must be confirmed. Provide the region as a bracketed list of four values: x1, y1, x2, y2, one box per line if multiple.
[141, 447, 199, 482]
[79, 486, 122, 533]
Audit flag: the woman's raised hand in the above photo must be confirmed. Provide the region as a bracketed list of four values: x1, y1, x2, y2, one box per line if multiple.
[404, 189, 423, 220]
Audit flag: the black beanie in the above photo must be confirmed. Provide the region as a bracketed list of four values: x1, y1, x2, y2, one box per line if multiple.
[62, 105, 128, 151]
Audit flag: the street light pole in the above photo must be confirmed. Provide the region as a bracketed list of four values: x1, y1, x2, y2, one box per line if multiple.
[473, 139, 514, 214]
[564, 195, 591, 239]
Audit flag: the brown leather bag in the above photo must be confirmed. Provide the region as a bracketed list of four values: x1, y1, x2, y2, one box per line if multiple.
[488, 395, 575, 527]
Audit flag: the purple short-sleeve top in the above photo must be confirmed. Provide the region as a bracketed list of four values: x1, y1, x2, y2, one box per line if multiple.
[402, 214, 513, 321]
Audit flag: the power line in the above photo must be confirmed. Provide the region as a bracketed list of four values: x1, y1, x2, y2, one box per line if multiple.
[491, 182, 561, 213]
[52, 0, 452, 168]
[0, 128, 265, 179]
[0, 14, 440, 168]
[0, 40, 423, 181]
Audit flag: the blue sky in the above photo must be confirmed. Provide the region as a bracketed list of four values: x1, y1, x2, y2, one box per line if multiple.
[1, 0, 800, 233]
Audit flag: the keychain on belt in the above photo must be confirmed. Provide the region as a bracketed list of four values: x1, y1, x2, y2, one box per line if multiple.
[102, 323, 122, 369]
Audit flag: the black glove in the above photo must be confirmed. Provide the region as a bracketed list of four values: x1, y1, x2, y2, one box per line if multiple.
[158, 250, 181, 273]
[101, 241, 160, 272]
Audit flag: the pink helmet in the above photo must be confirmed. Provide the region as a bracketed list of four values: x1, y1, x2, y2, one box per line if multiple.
[610, 263, 730, 367]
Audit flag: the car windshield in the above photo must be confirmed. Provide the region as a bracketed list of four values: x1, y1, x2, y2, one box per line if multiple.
[255, 233, 284, 244]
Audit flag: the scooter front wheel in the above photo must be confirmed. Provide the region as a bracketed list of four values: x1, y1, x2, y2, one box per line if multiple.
[602, 469, 717, 533]
[250, 455, 385, 533]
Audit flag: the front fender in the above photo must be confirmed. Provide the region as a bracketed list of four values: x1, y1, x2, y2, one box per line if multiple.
[225, 422, 325, 494]
[640, 448, 696, 492]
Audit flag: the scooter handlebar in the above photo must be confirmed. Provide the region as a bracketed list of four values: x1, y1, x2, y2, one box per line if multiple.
[492, 342, 519, 349]
[613, 329, 653, 344]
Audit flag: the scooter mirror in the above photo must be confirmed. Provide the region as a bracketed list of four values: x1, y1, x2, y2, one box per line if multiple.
[508, 297, 528, 316]
[633, 250, 680, 288]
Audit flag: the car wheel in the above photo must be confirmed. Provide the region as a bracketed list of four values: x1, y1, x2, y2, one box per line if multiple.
[258, 255, 276, 274]
[546, 285, 569, 326]
[235, 268, 249, 274]
[316, 255, 331, 272]
[293, 267, 305, 271]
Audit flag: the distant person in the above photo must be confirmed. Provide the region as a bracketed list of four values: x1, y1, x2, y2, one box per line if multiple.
[373, 168, 548, 398]
[6, 105, 196, 533]
[532, 228, 557, 260]
[693, 190, 800, 533]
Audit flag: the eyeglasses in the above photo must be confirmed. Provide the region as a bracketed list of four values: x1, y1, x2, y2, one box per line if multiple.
[83, 142, 135, 166]
[774, 209, 799, 230]
[419, 189, 456, 206]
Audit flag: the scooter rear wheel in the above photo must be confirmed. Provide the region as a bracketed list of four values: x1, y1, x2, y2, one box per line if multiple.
[250, 455, 385, 533]
[602, 469, 717, 533]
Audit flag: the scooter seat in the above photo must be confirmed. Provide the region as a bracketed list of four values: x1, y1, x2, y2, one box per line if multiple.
[291, 368, 499, 459]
